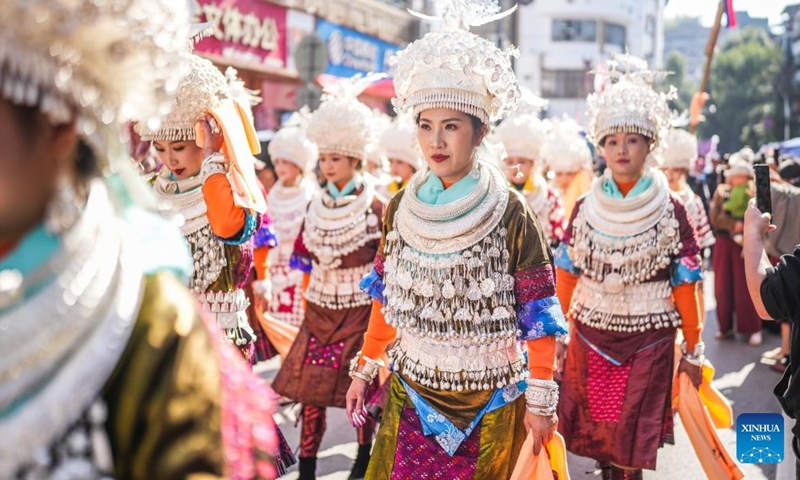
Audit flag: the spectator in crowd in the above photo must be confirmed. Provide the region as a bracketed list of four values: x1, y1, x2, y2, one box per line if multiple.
[761, 177, 800, 372]
[743, 199, 800, 469]
[709, 151, 763, 345]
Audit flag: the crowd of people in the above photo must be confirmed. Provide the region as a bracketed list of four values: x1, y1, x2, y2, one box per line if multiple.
[2, 0, 800, 479]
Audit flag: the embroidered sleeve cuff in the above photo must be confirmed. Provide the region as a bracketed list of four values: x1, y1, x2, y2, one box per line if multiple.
[514, 263, 556, 303]
[359, 267, 386, 305]
[253, 224, 278, 249]
[289, 253, 313, 273]
[517, 297, 569, 341]
[670, 254, 704, 286]
[553, 243, 580, 275]
[218, 210, 259, 245]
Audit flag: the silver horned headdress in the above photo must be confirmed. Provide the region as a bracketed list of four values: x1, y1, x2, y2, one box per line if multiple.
[586, 53, 675, 148]
[0, 0, 190, 156]
[392, 0, 521, 124]
[306, 72, 384, 161]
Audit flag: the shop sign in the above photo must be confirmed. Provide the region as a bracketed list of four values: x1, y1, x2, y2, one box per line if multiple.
[316, 19, 401, 78]
[194, 0, 288, 70]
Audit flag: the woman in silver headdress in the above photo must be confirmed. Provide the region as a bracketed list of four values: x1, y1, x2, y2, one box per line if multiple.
[345, 1, 568, 478]
[271, 76, 388, 480]
[555, 57, 705, 479]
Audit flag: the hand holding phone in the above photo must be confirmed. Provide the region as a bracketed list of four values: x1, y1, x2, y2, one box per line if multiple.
[753, 163, 772, 215]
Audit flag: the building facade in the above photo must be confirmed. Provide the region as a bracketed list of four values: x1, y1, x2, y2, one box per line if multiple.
[192, 0, 417, 131]
[515, 0, 665, 120]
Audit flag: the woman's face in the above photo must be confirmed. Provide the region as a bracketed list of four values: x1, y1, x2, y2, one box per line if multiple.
[273, 158, 303, 185]
[555, 171, 577, 191]
[662, 167, 688, 191]
[318, 153, 358, 186]
[388, 158, 416, 183]
[256, 168, 277, 194]
[503, 156, 534, 186]
[0, 99, 77, 244]
[153, 140, 203, 180]
[599, 132, 652, 183]
[417, 108, 485, 184]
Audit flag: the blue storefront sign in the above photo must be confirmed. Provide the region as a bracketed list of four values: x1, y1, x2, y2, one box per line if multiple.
[316, 19, 401, 78]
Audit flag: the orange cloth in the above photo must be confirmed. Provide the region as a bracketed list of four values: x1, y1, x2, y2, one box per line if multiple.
[256, 311, 299, 358]
[301, 272, 310, 311]
[510, 432, 571, 480]
[527, 337, 555, 380]
[442, 179, 454, 189]
[202, 174, 247, 239]
[673, 372, 743, 480]
[562, 169, 593, 220]
[615, 179, 638, 197]
[360, 300, 397, 362]
[674, 282, 702, 350]
[555, 268, 579, 317]
[253, 246, 269, 280]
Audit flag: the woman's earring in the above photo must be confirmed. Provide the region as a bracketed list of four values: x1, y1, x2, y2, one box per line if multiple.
[470, 161, 481, 179]
[44, 174, 80, 235]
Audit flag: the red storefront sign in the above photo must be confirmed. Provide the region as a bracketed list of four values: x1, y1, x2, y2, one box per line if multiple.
[193, 0, 288, 71]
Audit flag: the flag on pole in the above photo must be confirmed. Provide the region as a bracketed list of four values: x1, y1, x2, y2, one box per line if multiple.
[723, 0, 737, 28]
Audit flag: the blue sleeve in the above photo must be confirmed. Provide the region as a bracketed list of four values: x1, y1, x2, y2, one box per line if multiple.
[553, 243, 580, 276]
[517, 297, 569, 341]
[359, 267, 386, 305]
[218, 209, 259, 246]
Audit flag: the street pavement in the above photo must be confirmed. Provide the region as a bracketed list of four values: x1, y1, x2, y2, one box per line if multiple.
[261, 272, 790, 479]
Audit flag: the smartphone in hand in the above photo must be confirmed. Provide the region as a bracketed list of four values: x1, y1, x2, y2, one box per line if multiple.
[754, 163, 772, 215]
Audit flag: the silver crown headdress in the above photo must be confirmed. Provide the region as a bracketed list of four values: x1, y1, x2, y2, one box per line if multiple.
[379, 113, 424, 170]
[660, 128, 698, 170]
[392, 0, 520, 124]
[492, 87, 550, 160]
[0, 0, 190, 159]
[268, 107, 318, 173]
[306, 73, 385, 160]
[136, 54, 229, 142]
[541, 115, 593, 173]
[586, 53, 675, 147]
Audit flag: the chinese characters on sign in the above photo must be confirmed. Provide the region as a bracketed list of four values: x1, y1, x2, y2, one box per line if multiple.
[316, 20, 401, 78]
[194, 0, 288, 70]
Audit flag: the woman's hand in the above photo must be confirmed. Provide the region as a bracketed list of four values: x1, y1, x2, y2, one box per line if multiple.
[198, 114, 224, 159]
[523, 410, 558, 455]
[346, 377, 369, 428]
[677, 357, 703, 388]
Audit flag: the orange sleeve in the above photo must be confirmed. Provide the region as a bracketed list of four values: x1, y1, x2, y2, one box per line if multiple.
[556, 268, 579, 316]
[526, 336, 555, 380]
[360, 299, 397, 363]
[674, 282, 702, 350]
[202, 173, 246, 239]
[301, 273, 310, 311]
[253, 246, 269, 280]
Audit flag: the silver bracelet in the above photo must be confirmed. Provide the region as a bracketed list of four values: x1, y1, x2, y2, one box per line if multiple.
[681, 341, 705, 367]
[201, 153, 227, 182]
[526, 404, 557, 417]
[348, 351, 384, 383]
[524, 378, 559, 410]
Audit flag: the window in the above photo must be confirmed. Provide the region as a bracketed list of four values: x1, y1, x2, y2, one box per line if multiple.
[541, 69, 587, 98]
[552, 20, 597, 42]
[605, 23, 626, 48]
[646, 15, 655, 35]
